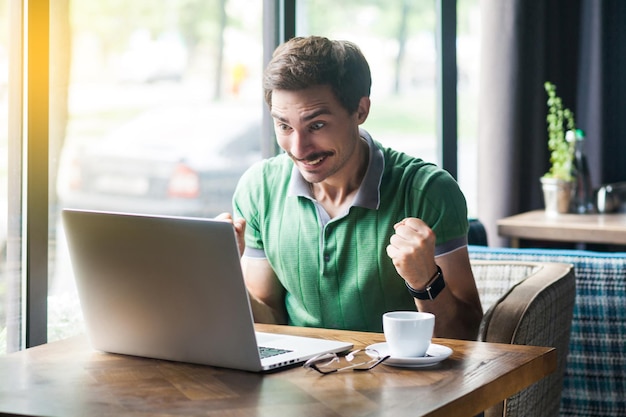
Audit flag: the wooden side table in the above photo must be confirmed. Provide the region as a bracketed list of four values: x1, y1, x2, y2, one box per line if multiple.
[497, 210, 626, 248]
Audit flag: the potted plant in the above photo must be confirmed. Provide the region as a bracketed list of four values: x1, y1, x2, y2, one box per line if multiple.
[541, 81, 576, 215]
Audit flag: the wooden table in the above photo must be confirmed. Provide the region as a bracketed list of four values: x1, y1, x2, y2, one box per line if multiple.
[497, 209, 626, 247]
[0, 324, 556, 417]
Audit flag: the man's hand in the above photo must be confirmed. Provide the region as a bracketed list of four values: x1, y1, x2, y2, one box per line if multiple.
[387, 217, 483, 340]
[386, 217, 438, 290]
[215, 212, 246, 257]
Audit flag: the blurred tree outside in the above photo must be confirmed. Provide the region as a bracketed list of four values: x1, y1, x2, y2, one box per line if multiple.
[297, 0, 479, 144]
[69, 0, 232, 85]
[298, 0, 436, 96]
[49, 0, 245, 211]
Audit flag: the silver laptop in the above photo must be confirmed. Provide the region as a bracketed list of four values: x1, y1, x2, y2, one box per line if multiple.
[62, 209, 352, 372]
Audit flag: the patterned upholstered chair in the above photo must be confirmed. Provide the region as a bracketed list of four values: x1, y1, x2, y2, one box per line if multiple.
[470, 246, 626, 417]
[471, 260, 576, 417]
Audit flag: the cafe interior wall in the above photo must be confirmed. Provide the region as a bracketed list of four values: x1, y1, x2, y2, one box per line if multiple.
[476, 0, 626, 247]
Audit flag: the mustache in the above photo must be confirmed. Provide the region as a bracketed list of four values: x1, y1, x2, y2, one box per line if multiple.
[290, 151, 333, 162]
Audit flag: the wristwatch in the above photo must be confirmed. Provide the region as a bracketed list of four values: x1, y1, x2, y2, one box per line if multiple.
[405, 265, 446, 300]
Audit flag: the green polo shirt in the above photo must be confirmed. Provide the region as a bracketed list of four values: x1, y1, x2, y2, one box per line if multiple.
[233, 129, 468, 332]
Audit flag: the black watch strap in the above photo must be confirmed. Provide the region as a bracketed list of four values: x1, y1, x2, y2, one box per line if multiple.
[405, 265, 445, 300]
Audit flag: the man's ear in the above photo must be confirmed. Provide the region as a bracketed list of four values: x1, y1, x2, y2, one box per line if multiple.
[356, 96, 371, 124]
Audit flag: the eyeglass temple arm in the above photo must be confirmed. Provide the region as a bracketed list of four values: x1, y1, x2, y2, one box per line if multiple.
[353, 355, 390, 372]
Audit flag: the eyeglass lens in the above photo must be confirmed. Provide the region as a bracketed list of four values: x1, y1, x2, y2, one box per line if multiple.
[304, 349, 389, 374]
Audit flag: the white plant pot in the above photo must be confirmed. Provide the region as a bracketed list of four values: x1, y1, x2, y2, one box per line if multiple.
[540, 177, 574, 216]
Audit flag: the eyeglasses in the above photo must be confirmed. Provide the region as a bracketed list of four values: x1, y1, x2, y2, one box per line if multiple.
[303, 348, 390, 375]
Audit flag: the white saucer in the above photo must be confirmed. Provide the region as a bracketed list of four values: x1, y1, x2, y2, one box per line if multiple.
[366, 342, 453, 368]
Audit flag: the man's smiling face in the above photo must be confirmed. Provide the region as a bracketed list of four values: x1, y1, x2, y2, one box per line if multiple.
[270, 85, 368, 185]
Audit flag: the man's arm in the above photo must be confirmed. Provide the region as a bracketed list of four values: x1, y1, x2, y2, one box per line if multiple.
[216, 212, 287, 325]
[387, 217, 483, 340]
[241, 256, 287, 325]
[417, 247, 482, 340]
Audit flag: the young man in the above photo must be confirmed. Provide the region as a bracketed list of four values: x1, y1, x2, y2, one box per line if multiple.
[222, 36, 482, 340]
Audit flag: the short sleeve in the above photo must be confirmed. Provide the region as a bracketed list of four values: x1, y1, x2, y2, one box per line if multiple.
[233, 161, 266, 251]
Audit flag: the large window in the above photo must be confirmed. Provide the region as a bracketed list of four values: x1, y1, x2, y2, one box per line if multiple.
[296, 0, 479, 215]
[456, 0, 480, 218]
[297, 0, 439, 161]
[47, 0, 263, 344]
[2, 0, 478, 353]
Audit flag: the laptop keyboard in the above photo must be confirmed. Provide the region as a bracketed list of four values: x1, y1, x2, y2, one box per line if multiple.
[259, 346, 292, 359]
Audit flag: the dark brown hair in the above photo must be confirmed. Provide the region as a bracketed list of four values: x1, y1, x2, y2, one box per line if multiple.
[263, 36, 371, 114]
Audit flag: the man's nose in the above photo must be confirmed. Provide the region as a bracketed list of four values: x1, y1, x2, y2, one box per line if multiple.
[289, 130, 312, 159]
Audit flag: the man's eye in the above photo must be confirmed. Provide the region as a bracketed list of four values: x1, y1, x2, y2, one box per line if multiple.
[277, 123, 291, 131]
[310, 122, 324, 131]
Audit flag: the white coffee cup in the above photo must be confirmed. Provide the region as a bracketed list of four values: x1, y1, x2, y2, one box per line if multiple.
[383, 311, 435, 358]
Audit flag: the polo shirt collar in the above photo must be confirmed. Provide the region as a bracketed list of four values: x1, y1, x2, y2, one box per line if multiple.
[287, 128, 383, 210]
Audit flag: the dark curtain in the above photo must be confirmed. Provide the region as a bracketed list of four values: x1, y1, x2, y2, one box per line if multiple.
[477, 0, 626, 247]
[595, 1, 626, 184]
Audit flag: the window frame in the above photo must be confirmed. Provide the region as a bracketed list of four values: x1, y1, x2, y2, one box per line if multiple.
[6, 0, 50, 351]
[24, 0, 50, 349]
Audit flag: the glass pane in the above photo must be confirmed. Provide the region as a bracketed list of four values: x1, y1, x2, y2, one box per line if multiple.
[297, 0, 480, 217]
[457, 0, 480, 217]
[48, 0, 263, 342]
[0, 0, 8, 354]
[296, 0, 438, 165]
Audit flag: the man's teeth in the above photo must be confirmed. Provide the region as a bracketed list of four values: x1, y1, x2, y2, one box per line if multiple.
[307, 157, 324, 165]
